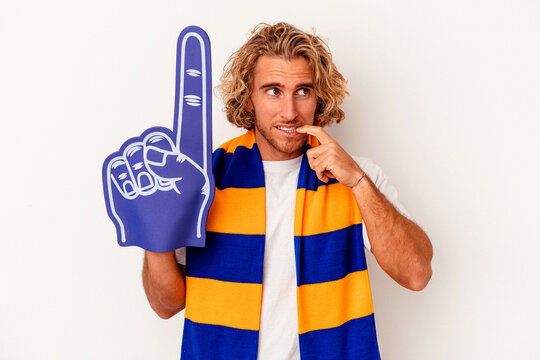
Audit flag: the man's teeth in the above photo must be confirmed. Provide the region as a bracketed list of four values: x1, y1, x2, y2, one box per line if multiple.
[277, 127, 297, 133]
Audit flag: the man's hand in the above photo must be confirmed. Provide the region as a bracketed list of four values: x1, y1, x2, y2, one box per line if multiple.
[102, 26, 214, 252]
[296, 125, 363, 187]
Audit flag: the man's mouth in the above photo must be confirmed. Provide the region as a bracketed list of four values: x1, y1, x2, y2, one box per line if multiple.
[276, 126, 298, 133]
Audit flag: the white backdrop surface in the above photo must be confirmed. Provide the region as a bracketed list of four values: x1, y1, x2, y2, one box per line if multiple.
[1, 0, 539, 359]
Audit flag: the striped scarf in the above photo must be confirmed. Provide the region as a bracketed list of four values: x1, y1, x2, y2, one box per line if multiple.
[181, 130, 381, 359]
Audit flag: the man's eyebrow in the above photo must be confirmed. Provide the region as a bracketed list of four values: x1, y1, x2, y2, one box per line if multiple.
[259, 82, 314, 89]
[260, 82, 283, 89]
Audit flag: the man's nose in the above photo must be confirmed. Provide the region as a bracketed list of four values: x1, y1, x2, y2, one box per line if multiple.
[280, 95, 298, 121]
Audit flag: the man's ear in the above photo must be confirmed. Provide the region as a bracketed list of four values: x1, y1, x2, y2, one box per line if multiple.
[247, 98, 253, 112]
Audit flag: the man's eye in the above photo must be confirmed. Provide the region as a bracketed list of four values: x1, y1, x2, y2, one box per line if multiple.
[296, 88, 310, 96]
[265, 88, 280, 96]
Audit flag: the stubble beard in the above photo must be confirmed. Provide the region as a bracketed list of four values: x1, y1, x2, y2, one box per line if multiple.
[254, 120, 308, 157]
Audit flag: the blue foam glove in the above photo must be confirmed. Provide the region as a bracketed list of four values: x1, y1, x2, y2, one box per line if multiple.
[102, 26, 214, 252]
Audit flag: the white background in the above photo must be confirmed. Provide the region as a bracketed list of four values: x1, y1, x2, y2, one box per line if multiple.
[1, 0, 539, 359]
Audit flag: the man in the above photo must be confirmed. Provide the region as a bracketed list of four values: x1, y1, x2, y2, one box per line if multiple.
[143, 22, 432, 359]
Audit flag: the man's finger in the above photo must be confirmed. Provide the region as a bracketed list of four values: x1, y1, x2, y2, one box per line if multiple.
[306, 143, 333, 160]
[305, 147, 325, 178]
[307, 150, 333, 183]
[296, 125, 335, 144]
[172, 26, 212, 172]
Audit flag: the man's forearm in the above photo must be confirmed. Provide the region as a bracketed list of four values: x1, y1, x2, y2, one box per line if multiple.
[294, 125, 432, 290]
[142, 251, 186, 319]
[352, 177, 433, 291]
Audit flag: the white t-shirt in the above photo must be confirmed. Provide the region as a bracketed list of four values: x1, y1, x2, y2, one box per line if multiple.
[176, 156, 409, 360]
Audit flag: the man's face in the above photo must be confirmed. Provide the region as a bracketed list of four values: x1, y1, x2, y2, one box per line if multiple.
[249, 56, 317, 161]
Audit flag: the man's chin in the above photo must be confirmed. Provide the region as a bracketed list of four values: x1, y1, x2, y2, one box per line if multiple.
[275, 137, 307, 156]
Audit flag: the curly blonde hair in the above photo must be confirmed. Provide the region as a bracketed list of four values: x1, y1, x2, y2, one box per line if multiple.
[218, 22, 348, 129]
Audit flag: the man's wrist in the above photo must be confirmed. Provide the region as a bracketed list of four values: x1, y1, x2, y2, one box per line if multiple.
[349, 168, 368, 192]
[349, 173, 366, 188]
[145, 250, 178, 268]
